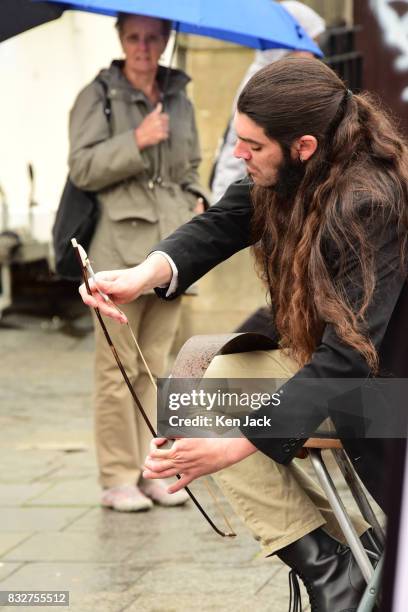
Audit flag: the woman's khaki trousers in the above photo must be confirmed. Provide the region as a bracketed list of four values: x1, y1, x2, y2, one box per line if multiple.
[93, 295, 182, 489]
[204, 349, 369, 555]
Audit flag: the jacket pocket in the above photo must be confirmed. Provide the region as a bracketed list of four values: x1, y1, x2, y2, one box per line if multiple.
[108, 200, 158, 223]
[106, 180, 159, 223]
[111, 217, 161, 266]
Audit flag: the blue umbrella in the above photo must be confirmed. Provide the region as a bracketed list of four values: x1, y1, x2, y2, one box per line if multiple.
[41, 0, 322, 55]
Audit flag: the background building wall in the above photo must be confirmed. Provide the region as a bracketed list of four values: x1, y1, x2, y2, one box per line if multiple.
[354, 0, 408, 136]
[303, 0, 353, 25]
[0, 12, 122, 241]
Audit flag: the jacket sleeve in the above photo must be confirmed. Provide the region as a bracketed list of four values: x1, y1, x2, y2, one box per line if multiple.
[153, 179, 253, 299]
[241, 201, 406, 463]
[68, 81, 148, 192]
[179, 101, 211, 206]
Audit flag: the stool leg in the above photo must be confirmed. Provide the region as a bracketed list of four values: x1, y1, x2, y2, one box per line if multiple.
[332, 448, 385, 550]
[309, 449, 374, 583]
[357, 555, 383, 612]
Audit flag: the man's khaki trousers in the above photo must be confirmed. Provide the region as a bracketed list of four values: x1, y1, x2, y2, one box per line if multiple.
[204, 349, 369, 555]
[93, 294, 182, 488]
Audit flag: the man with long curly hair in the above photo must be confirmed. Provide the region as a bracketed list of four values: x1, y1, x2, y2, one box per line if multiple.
[80, 57, 408, 610]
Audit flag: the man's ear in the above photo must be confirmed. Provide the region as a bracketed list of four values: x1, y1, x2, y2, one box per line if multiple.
[291, 135, 318, 162]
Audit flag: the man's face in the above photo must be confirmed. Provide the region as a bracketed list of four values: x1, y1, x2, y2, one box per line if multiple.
[234, 112, 286, 187]
[120, 16, 168, 74]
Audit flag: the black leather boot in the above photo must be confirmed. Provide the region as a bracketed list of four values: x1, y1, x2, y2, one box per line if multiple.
[276, 527, 367, 612]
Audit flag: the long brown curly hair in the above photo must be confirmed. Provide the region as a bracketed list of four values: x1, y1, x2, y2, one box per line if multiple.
[237, 57, 408, 371]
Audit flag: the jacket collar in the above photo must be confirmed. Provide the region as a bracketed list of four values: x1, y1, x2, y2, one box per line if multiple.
[97, 60, 190, 100]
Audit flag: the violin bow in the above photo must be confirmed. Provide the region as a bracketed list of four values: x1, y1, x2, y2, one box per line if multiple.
[72, 239, 236, 538]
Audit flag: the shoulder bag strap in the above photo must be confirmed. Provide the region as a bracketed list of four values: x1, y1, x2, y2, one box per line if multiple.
[95, 77, 112, 127]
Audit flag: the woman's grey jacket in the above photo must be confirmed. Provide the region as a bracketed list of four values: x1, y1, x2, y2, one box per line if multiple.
[68, 60, 209, 270]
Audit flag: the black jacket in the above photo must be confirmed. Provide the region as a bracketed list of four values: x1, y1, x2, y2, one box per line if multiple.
[155, 180, 408, 508]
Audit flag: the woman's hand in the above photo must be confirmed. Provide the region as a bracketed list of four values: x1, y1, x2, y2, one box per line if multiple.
[143, 437, 257, 492]
[135, 103, 169, 150]
[78, 253, 172, 323]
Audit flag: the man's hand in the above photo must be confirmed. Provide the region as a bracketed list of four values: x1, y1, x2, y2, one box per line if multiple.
[143, 437, 257, 493]
[135, 103, 169, 150]
[78, 253, 172, 323]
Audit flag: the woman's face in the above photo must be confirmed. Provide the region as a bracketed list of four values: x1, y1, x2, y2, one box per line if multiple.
[120, 15, 168, 75]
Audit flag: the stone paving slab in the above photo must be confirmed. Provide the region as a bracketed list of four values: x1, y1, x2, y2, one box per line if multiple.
[0, 484, 52, 506]
[66, 589, 141, 612]
[127, 564, 278, 596]
[0, 449, 65, 483]
[0, 563, 146, 612]
[0, 508, 86, 534]
[0, 533, 33, 557]
[64, 501, 267, 566]
[26, 478, 100, 507]
[0, 562, 25, 581]
[35, 451, 96, 483]
[126, 528, 258, 567]
[2, 531, 153, 563]
[0, 561, 146, 593]
[15, 435, 93, 453]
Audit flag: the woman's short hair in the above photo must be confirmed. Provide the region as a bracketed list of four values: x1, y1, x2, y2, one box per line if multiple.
[115, 12, 172, 39]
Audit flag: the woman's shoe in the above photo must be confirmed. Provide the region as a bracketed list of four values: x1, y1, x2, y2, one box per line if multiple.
[101, 484, 153, 512]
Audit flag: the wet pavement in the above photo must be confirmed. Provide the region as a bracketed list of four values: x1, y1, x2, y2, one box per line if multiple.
[0, 313, 380, 611]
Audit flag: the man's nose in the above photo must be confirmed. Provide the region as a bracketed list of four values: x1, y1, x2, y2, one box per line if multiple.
[234, 141, 251, 161]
